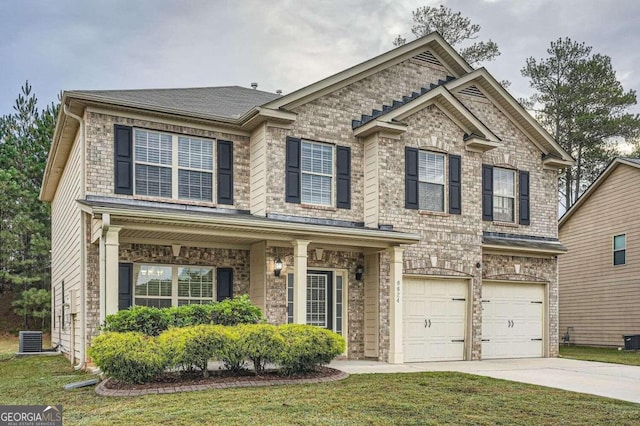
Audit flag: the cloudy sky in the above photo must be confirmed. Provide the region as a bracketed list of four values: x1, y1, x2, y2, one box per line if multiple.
[1, 0, 639, 117]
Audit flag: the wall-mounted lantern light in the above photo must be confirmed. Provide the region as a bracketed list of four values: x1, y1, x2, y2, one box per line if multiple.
[355, 265, 364, 281]
[274, 258, 283, 277]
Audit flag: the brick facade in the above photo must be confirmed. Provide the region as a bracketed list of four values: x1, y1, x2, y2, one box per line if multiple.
[72, 51, 561, 363]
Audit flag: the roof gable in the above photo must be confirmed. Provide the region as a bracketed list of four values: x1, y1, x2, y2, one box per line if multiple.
[559, 158, 640, 227]
[447, 69, 573, 163]
[263, 32, 473, 111]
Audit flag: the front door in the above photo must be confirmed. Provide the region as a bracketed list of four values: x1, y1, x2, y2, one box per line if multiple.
[306, 271, 333, 330]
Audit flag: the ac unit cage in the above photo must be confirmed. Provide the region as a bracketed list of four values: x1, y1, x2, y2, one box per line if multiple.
[19, 331, 43, 353]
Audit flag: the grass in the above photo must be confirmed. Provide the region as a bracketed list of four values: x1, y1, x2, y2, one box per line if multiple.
[0, 355, 638, 425]
[560, 345, 640, 366]
[0, 334, 18, 360]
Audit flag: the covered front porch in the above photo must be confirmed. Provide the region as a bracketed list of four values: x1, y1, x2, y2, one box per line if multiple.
[81, 197, 419, 362]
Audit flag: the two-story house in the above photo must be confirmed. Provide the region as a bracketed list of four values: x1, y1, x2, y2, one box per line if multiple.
[41, 33, 572, 367]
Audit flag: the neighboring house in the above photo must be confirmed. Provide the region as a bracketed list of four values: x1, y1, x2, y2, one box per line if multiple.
[559, 158, 640, 347]
[40, 33, 572, 366]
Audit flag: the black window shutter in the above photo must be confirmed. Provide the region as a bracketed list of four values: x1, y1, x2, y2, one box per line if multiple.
[217, 140, 234, 205]
[482, 164, 494, 221]
[405, 147, 419, 209]
[449, 154, 462, 215]
[336, 146, 351, 209]
[285, 137, 301, 203]
[216, 268, 234, 302]
[519, 170, 530, 225]
[114, 125, 133, 195]
[118, 263, 133, 310]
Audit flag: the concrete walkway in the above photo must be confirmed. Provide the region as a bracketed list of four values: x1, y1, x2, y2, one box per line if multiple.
[330, 358, 640, 404]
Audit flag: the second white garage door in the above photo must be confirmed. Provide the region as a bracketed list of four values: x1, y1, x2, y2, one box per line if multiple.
[403, 278, 468, 362]
[482, 281, 545, 359]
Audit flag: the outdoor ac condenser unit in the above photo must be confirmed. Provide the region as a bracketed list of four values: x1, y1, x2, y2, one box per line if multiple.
[19, 331, 43, 353]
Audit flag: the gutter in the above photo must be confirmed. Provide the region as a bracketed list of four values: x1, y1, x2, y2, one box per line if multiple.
[62, 105, 87, 371]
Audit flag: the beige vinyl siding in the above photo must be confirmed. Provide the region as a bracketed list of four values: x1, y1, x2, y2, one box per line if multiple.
[250, 123, 267, 216]
[363, 252, 379, 357]
[50, 133, 82, 360]
[249, 241, 266, 311]
[363, 134, 379, 228]
[559, 164, 640, 347]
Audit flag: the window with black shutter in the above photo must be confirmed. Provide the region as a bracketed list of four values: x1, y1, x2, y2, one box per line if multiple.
[482, 165, 494, 221]
[518, 170, 530, 225]
[448, 154, 461, 214]
[114, 125, 133, 195]
[217, 140, 234, 205]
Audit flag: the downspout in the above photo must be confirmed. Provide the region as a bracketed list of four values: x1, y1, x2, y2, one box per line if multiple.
[63, 104, 87, 370]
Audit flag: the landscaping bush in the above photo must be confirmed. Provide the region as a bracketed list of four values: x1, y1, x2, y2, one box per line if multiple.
[237, 324, 284, 375]
[166, 304, 215, 328]
[101, 306, 171, 336]
[214, 326, 245, 372]
[88, 332, 167, 384]
[159, 325, 231, 377]
[211, 295, 264, 326]
[101, 297, 263, 336]
[278, 324, 346, 374]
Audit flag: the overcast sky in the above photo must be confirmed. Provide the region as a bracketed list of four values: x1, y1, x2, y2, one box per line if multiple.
[1, 0, 639, 117]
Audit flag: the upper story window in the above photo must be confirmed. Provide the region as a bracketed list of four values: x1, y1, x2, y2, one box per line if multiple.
[285, 136, 351, 209]
[301, 140, 333, 206]
[613, 234, 626, 266]
[133, 129, 214, 202]
[418, 151, 445, 212]
[405, 148, 461, 214]
[493, 167, 515, 222]
[482, 165, 529, 225]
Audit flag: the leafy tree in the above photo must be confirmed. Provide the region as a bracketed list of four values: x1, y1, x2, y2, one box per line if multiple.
[12, 288, 51, 329]
[0, 82, 58, 298]
[393, 5, 500, 66]
[521, 38, 640, 209]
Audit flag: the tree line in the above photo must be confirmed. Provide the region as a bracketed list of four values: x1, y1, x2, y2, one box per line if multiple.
[1, 5, 639, 330]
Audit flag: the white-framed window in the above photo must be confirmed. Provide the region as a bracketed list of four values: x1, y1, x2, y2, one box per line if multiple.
[493, 167, 515, 222]
[134, 264, 214, 307]
[301, 140, 333, 205]
[134, 129, 214, 202]
[418, 151, 445, 212]
[613, 234, 626, 266]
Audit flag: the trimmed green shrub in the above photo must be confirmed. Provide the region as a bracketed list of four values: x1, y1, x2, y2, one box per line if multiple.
[101, 306, 170, 336]
[88, 332, 168, 384]
[278, 324, 346, 374]
[101, 297, 263, 336]
[237, 324, 284, 375]
[166, 304, 215, 328]
[214, 326, 245, 372]
[211, 295, 264, 326]
[159, 325, 231, 377]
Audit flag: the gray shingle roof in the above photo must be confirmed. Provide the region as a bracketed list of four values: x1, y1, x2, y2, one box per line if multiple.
[621, 157, 640, 165]
[69, 86, 281, 120]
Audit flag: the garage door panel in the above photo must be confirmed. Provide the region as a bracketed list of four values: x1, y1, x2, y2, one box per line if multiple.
[403, 278, 468, 362]
[482, 282, 544, 359]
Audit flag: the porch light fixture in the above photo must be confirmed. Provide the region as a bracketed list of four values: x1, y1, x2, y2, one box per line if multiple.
[355, 265, 364, 281]
[274, 258, 283, 277]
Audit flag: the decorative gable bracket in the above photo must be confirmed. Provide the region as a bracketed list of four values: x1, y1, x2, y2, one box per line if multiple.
[464, 133, 500, 153]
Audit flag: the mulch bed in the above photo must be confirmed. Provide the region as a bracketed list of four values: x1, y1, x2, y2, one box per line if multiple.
[95, 367, 348, 396]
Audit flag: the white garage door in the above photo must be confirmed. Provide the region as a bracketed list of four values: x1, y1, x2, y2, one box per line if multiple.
[403, 278, 468, 362]
[482, 281, 544, 359]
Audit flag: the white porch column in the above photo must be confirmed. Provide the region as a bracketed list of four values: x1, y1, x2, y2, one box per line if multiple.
[388, 246, 405, 364]
[292, 239, 310, 324]
[104, 226, 121, 316]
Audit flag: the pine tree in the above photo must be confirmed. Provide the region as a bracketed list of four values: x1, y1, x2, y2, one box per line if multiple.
[521, 38, 640, 209]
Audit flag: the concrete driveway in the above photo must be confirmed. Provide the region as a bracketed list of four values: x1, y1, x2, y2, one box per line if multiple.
[330, 358, 640, 404]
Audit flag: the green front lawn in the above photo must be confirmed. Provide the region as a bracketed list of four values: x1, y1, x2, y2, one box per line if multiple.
[560, 345, 640, 366]
[0, 355, 638, 425]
